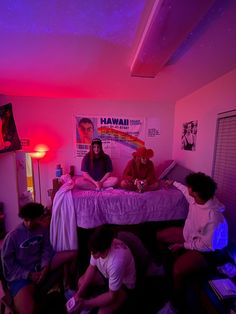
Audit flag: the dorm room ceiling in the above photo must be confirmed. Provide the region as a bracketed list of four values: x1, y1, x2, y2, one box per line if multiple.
[0, 0, 236, 101]
[131, 0, 215, 77]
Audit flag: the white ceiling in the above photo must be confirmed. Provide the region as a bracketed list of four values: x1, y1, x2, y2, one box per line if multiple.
[0, 0, 236, 103]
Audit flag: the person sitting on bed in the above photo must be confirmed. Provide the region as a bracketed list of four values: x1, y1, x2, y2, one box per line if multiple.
[1, 202, 77, 314]
[71, 226, 136, 313]
[156, 172, 228, 314]
[120, 146, 159, 192]
[75, 138, 118, 191]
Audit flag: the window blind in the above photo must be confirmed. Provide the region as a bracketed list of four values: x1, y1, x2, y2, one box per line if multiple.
[212, 110, 236, 244]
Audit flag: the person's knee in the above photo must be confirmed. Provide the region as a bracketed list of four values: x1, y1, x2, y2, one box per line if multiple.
[173, 262, 186, 282]
[67, 250, 78, 261]
[156, 231, 165, 242]
[120, 180, 126, 188]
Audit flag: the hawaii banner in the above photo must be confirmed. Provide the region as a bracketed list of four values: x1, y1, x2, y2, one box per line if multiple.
[75, 116, 145, 158]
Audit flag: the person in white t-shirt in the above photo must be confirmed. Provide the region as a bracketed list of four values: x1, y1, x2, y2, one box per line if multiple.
[156, 172, 228, 314]
[74, 226, 136, 313]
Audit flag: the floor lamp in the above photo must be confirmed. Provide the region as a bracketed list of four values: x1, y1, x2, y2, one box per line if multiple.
[29, 151, 46, 204]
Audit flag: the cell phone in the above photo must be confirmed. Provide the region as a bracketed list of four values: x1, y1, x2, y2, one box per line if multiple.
[66, 296, 79, 313]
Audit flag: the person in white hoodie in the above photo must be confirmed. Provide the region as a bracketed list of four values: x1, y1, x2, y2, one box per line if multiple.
[156, 172, 228, 314]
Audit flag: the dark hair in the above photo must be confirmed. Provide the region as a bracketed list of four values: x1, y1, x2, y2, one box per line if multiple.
[19, 202, 44, 219]
[78, 117, 94, 128]
[185, 172, 217, 201]
[91, 138, 102, 146]
[88, 138, 105, 169]
[88, 226, 115, 254]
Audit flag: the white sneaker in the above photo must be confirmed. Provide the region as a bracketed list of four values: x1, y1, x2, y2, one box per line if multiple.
[157, 301, 178, 314]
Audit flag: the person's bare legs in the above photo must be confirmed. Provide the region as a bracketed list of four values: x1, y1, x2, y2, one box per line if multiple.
[98, 289, 127, 314]
[102, 177, 119, 188]
[50, 250, 78, 289]
[173, 250, 208, 291]
[156, 227, 184, 264]
[172, 250, 208, 309]
[74, 177, 97, 190]
[14, 284, 35, 314]
[78, 270, 128, 314]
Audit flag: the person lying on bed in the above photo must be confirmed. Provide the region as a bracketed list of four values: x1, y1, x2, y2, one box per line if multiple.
[156, 172, 228, 314]
[75, 138, 118, 191]
[120, 146, 159, 192]
[1, 202, 77, 314]
[71, 226, 136, 313]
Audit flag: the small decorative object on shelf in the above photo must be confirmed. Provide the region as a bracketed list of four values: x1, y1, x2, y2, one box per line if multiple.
[55, 164, 63, 178]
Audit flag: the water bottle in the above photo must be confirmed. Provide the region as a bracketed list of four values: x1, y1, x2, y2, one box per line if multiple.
[55, 164, 63, 177]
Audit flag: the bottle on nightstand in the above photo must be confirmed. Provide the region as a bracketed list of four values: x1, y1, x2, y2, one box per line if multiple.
[55, 164, 63, 178]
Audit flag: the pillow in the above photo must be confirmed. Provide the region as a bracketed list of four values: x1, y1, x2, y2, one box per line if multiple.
[166, 164, 193, 185]
[156, 160, 176, 179]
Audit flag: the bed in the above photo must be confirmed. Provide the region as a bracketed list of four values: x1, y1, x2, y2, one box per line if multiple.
[50, 180, 188, 251]
[72, 187, 188, 228]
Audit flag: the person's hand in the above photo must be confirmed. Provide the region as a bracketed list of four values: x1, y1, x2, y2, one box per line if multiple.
[136, 180, 145, 192]
[29, 272, 41, 283]
[142, 179, 148, 187]
[168, 243, 184, 252]
[95, 181, 102, 190]
[77, 298, 86, 310]
[37, 265, 49, 284]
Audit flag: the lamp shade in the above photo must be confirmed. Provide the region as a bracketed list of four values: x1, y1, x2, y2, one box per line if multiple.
[29, 151, 46, 159]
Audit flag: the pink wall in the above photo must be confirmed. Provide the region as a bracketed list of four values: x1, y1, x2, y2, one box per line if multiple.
[0, 96, 175, 206]
[172, 68, 236, 174]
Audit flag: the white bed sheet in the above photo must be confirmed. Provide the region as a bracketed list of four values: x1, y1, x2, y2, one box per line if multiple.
[72, 187, 188, 228]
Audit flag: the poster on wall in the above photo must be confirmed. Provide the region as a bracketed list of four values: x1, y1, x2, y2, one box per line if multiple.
[75, 116, 145, 157]
[146, 118, 160, 138]
[181, 120, 198, 151]
[0, 103, 22, 154]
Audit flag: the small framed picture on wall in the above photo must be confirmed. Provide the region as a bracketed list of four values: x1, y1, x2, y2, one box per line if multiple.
[181, 120, 198, 151]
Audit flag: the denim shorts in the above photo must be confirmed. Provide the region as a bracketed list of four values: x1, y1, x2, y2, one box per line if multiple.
[8, 279, 32, 297]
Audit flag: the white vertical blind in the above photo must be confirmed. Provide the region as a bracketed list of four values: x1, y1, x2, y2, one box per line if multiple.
[212, 111, 236, 244]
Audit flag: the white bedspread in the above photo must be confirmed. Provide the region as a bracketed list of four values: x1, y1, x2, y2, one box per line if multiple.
[72, 187, 188, 228]
[50, 179, 78, 251]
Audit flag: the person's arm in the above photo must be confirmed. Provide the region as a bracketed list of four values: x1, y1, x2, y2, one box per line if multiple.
[41, 228, 54, 269]
[184, 217, 228, 251]
[77, 264, 97, 298]
[82, 171, 98, 186]
[80, 289, 119, 309]
[100, 172, 111, 184]
[182, 135, 187, 148]
[79, 256, 126, 309]
[122, 160, 135, 181]
[100, 155, 112, 185]
[173, 181, 193, 203]
[1, 234, 30, 281]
